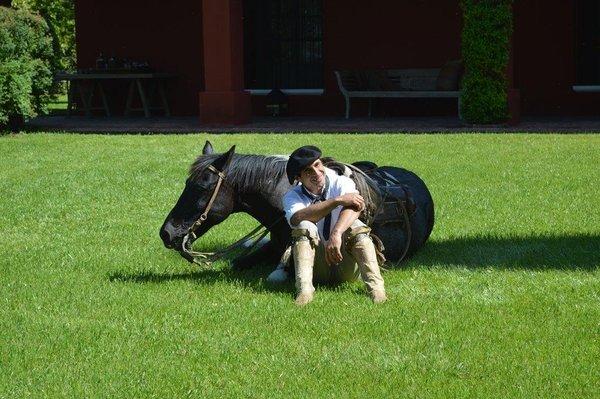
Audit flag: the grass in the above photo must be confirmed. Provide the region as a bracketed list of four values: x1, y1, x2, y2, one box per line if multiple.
[47, 93, 68, 114]
[1, 133, 599, 398]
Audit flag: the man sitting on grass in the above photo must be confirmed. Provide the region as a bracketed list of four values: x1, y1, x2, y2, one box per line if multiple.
[279, 145, 387, 306]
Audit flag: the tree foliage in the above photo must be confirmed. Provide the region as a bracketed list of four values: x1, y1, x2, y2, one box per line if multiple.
[11, 0, 75, 70]
[460, 0, 513, 124]
[0, 6, 53, 126]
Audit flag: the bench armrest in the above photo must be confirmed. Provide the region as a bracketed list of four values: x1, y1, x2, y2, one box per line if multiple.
[334, 71, 349, 96]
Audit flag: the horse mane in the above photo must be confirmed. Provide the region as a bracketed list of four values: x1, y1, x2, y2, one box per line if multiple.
[190, 152, 382, 224]
[189, 153, 289, 194]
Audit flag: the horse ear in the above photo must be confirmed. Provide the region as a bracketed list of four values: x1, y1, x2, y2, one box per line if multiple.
[213, 145, 236, 171]
[202, 140, 214, 155]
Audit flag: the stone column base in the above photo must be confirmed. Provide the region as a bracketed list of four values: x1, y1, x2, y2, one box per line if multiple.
[199, 90, 251, 125]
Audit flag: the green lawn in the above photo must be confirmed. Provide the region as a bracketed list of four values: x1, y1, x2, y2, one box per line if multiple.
[1, 133, 598, 398]
[46, 92, 69, 115]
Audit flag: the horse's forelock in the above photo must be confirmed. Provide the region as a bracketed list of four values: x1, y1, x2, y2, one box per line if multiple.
[189, 154, 218, 179]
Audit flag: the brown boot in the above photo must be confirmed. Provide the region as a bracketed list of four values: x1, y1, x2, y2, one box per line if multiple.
[292, 237, 316, 306]
[295, 291, 314, 306]
[370, 290, 388, 304]
[350, 234, 387, 303]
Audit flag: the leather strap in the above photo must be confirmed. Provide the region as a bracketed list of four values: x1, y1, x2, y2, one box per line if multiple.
[186, 164, 226, 236]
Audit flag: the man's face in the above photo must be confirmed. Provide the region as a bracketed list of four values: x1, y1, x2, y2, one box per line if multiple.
[298, 159, 326, 194]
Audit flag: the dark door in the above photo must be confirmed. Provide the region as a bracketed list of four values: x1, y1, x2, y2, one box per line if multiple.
[576, 0, 600, 83]
[244, 0, 323, 89]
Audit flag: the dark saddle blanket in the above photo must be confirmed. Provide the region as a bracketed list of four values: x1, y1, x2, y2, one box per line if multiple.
[323, 159, 429, 262]
[352, 161, 416, 224]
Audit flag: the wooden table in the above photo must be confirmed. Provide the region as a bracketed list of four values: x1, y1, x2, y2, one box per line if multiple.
[55, 73, 176, 117]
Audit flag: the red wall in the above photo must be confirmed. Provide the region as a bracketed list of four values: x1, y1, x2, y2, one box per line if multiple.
[75, 0, 203, 115]
[513, 0, 600, 115]
[74, 0, 600, 117]
[75, 0, 462, 117]
[253, 0, 463, 117]
[323, 0, 462, 89]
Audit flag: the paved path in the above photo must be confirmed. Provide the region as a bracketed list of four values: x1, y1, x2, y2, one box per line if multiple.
[26, 116, 600, 133]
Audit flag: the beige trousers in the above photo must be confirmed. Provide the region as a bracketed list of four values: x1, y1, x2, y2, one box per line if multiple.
[292, 219, 369, 285]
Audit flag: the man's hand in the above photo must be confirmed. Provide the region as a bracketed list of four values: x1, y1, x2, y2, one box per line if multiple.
[336, 193, 365, 212]
[325, 232, 343, 266]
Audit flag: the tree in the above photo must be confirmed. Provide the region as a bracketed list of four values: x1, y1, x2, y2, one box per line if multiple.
[460, 0, 513, 124]
[0, 6, 54, 129]
[11, 0, 75, 70]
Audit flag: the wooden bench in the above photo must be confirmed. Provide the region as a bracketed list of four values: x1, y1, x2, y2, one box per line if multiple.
[334, 69, 461, 118]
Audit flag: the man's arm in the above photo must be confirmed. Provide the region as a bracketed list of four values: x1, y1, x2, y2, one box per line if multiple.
[325, 207, 360, 265]
[289, 193, 364, 226]
[290, 198, 339, 226]
[331, 208, 361, 237]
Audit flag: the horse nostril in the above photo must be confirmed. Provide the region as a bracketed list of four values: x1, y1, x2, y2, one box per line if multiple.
[160, 227, 174, 248]
[160, 220, 186, 249]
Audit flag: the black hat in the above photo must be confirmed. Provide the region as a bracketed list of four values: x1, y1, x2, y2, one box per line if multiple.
[286, 145, 322, 184]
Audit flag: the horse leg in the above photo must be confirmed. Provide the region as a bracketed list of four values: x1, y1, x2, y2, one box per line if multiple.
[231, 240, 284, 270]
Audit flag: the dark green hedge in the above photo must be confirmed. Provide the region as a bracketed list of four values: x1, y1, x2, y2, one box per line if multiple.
[460, 0, 513, 124]
[0, 6, 53, 128]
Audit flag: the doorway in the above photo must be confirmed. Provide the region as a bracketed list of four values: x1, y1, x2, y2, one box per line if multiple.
[243, 0, 323, 90]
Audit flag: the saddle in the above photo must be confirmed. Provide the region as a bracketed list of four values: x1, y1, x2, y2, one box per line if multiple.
[363, 167, 416, 221]
[327, 160, 416, 221]
[325, 159, 417, 263]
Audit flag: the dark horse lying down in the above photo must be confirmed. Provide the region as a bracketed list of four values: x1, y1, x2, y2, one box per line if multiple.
[160, 141, 434, 269]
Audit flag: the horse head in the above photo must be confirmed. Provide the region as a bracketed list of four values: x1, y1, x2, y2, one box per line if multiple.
[160, 141, 237, 255]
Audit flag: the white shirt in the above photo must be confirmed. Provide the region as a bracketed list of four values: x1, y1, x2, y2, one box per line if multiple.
[282, 167, 358, 239]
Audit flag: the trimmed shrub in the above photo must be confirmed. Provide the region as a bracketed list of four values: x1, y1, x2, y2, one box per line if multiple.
[460, 0, 513, 124]
[0, 6, 53, 128]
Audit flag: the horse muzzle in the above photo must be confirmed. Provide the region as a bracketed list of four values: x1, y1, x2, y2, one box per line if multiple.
[159, 221, 185, 249]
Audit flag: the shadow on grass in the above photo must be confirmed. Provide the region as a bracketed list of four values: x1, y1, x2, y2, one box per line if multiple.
[408, 233, 600, 271]
[109, 260, 297, 294]
[109, 240, 368, 295]
[109, 233, 599, 291]
[108, 262, 363, 296]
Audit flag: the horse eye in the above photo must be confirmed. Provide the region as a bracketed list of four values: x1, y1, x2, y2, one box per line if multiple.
[194, 180, 209, 190]
[186, 179, 207, 191]
[198, 174, 213, 187]
[187, 169, 214, 190]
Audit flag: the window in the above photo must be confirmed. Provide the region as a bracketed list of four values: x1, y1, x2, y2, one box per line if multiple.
[576, 0, 600, 84]
[244, 0, 323, 90]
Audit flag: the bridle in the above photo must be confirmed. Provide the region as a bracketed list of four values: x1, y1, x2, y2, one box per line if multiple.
[180, 164, 272, 266]
[181, 164, 227, 262]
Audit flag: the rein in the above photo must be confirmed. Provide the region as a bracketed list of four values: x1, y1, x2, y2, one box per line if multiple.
[183, 223, 271, 266]
[180, 164, 272, 266]
[181, 164, 227, 264]
[368, 168, 412, 263]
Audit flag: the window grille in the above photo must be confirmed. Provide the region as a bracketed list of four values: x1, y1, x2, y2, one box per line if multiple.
[244, 0, 323, 89]
[576, 0, 600, 83]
